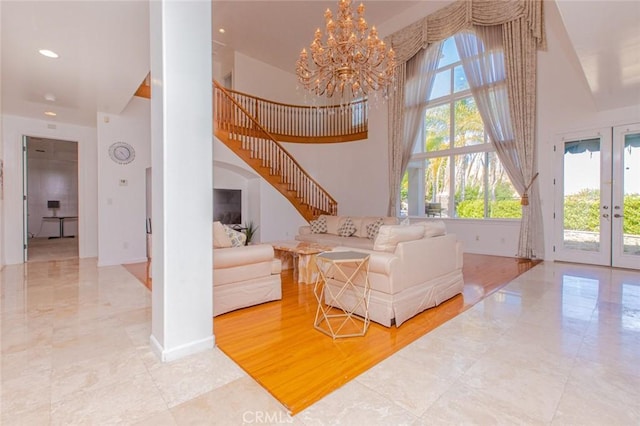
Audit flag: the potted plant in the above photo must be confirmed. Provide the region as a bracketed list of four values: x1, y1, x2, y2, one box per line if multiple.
[243, 221, 258, 245]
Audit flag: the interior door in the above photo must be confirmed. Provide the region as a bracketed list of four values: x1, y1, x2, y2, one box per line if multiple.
[555, 129, 612, 266]
[22, 136, 29, 261]
[612, 124, 640, 269]
[555, 124, 640, 270]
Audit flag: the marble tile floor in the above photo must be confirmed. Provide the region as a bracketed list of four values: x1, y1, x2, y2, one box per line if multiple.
[26, 237, 79, 263]
[1, 258, 639, 425]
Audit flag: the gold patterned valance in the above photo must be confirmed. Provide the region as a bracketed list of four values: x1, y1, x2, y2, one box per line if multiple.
[386, 0, 546, 64]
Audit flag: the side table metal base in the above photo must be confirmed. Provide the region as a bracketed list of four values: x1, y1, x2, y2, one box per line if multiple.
[314, 251, 371, 339]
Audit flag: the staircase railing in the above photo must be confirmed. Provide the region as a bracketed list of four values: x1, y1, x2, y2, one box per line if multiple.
[218, 87, 368, 143]
[214, 81, 338, 219]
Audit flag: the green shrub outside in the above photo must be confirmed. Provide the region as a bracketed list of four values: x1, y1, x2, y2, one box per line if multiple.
[622, 195, 640, 235]
[441, 190, 639, 234]
[491, 199, 522, 218]
[563, 194, 600, 232]
[563, 192, 639, 235]
[456, 199, 521, 219]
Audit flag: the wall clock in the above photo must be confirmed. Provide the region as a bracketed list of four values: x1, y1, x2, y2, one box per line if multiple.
[108, 142, 135, 165]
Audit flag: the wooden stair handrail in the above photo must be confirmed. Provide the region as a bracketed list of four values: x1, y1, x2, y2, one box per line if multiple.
[214, 81, 338, 220]
[219, 86, 368, 143]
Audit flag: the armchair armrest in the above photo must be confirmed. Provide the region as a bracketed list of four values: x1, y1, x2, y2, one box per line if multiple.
[213, 244, 274, 269]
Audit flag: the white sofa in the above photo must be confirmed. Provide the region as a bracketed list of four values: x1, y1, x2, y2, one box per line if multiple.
[296, 215, 399, 249]
[296, 216, 464, 327]
[213, 222, 282, 316]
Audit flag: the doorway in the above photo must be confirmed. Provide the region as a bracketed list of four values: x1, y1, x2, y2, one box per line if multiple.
[554, 123, 640, 269]
[23, 136, 79, 262]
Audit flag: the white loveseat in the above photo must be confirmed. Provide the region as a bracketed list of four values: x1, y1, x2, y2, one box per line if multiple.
[296, 216, 464, 327]
[213, 222, 282, 316]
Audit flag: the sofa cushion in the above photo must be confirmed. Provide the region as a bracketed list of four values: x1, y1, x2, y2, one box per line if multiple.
[310, 216, 327, 234]
[224, 225, 247, 247]
[337, 217, 357, 237]
[373, 224, 425, 253]
[213, 221, 233, 248]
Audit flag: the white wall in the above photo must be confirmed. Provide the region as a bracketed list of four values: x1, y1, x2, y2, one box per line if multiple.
[97, 97, 150, 266]
[444, 219, 521, 257]
[1, 115, 98, 264]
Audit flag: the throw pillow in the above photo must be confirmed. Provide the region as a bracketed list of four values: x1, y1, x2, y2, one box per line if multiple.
[337, 217, 357, 237]
[310, 216, 328, 234]
[223, 225, 247, 247]
[366, 218, 384, 240]
[213, 221, 233, 248]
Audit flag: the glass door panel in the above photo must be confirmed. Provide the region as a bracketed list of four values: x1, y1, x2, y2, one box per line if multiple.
[555, 129, 612, 266]
[612, 124, 640, 269]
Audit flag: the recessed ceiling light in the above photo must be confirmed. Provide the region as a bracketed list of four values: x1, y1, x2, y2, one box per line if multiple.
[44, 93, 56, 102]
[38, 49, 59, 58]
[218, 28, 225, 34]
[44, 111, 57, 117]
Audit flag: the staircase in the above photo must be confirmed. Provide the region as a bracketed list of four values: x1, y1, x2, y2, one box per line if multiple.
[214, 82, 358, 221]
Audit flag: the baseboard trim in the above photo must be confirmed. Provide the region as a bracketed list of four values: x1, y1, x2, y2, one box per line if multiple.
[150, 334, 215, 362]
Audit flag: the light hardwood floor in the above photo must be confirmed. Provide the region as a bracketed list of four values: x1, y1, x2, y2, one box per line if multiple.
[213, 254, 538, 414]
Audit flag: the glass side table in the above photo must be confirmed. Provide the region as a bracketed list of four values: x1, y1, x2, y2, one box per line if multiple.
[313, 251, 371, 339]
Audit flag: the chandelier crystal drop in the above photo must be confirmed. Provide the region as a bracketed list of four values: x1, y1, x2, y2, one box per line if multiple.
[295, 0, 396, 100]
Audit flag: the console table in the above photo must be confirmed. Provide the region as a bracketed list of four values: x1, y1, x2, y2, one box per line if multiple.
[43, 216, 78, 239]
[270, 241, 333, 284]
[314, 251, 371, 339]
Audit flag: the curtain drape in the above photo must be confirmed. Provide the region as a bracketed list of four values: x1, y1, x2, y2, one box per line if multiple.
[454, 25, 542, 258]
[387, 43, 443, 216]
[384, 0, 545, 258]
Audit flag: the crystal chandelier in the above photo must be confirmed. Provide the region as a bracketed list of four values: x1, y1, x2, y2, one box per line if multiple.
[295, 0, 396, 100]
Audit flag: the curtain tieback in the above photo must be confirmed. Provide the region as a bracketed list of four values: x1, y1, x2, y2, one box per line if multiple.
[520, 172, 539, 206]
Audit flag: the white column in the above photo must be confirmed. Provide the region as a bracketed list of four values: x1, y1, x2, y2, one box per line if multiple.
[0, 1, 4, 267]
[149, 0, 213, 361]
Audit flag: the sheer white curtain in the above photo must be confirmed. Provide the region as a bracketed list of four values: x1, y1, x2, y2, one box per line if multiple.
[455, 26, 542, 258]
[387, 42, 443, 216]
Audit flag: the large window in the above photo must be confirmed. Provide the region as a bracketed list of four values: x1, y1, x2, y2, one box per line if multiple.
[402, 36, 520, 220]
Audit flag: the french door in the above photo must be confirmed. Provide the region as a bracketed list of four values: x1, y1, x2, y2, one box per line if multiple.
[555, 123, 640, 269]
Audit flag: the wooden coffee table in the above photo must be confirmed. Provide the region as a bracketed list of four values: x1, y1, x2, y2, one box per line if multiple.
[270, 241, 334, 284]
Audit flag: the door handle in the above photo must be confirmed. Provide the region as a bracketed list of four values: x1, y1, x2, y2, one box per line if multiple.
[614, 213, 623, 218]
[603, 213, 610, 219]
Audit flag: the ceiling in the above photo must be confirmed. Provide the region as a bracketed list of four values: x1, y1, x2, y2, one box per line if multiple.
[0, 1, 150, 127]
[1, 1, 638, 129]
[555, 0, 640, 111]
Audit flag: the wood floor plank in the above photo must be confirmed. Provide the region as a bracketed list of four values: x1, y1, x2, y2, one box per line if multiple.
[213, 253, 539, 414]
